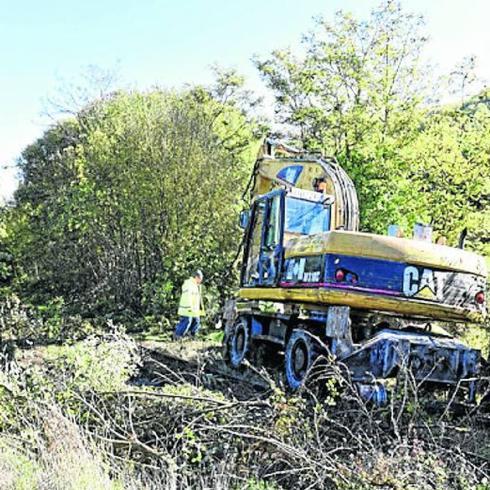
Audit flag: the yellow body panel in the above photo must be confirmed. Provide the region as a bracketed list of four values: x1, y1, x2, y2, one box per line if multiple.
[254, 159, 327, 194]
[238, 287, 484, 323]
[286, 230, 487, 277]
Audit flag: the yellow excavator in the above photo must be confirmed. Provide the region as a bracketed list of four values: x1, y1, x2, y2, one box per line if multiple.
[223, 139, 487, 404]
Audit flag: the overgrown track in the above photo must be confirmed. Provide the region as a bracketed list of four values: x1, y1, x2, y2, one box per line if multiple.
[135, 340, 490, 422]
[123, 340, 490, 488]
[136, 341, 272, 400]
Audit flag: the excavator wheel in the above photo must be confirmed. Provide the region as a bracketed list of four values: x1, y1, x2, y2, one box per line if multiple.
[284, 329, 319, 391]
[224, 317, 251, 368]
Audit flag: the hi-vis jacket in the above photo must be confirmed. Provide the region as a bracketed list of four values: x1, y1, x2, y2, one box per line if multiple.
[178, 277, 205, 317]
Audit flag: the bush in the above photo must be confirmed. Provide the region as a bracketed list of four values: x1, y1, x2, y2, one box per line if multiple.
[48, 327, 141, 393]
[8, 87, 260, 323]
[0, 291, 99, 344]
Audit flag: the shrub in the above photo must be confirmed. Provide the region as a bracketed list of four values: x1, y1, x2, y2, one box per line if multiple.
[48, 327, 141, 394]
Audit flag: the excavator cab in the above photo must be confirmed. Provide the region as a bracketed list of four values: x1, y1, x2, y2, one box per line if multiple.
[241, 188, 332, 287]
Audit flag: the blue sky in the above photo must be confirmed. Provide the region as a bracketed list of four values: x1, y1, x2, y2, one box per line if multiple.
[1, 0, 489, 202]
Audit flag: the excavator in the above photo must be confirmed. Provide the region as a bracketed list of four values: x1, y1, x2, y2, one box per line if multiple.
[222, 139, 488, 404]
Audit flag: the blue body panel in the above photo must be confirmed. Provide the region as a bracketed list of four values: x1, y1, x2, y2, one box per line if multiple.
[280, 253, 485, 314]
[324, 254, 404, 293]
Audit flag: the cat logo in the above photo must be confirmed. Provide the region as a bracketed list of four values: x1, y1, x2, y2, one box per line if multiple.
[402, 266, 444, 301]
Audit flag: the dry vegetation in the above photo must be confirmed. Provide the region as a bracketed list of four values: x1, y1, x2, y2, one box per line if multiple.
[0, 329, 488, 490]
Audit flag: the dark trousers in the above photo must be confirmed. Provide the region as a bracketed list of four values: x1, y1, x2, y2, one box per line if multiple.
[174, 316, 201, 338]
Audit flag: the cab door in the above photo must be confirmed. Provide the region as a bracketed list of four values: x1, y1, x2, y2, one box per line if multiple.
[242, 192, 284, 287]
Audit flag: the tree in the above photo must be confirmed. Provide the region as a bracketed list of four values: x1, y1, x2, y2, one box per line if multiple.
[404, 90, 490, 253]
[9, 86, 260, 320]
[256, 1, 489, 250]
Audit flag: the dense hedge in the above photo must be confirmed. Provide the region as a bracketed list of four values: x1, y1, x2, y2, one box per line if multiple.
[4, 88, 260, 323]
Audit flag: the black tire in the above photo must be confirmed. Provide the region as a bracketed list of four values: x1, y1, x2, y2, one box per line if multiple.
[284, 329, 319, 391]
[224, 317, 250, 368]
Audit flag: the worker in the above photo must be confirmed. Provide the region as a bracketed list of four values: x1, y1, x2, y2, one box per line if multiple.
[313, 177, 328, 193]
[173, 270, 205, 340]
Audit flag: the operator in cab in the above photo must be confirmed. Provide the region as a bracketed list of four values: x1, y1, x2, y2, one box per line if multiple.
[313, 176, 328, 193]
[173, 270, 205, 340]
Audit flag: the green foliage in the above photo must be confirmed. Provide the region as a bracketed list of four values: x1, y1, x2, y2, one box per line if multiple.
[0, 289, 97, 343]
[36, 296, 65, 339]
[0, 439, 41, 490]
[241, 479, 280, 490]
[256, 1, 489, 248]
[204, 329, 224, 343]
[458, 324, 490, 359]
[49, 329, 140, 394]
[6, 85, 260, 326]
[402, 98, 490, 249]
[272, 391, 306, 437]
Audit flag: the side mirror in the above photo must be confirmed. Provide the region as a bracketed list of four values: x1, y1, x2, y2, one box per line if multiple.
[239, 210, 250, 229]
